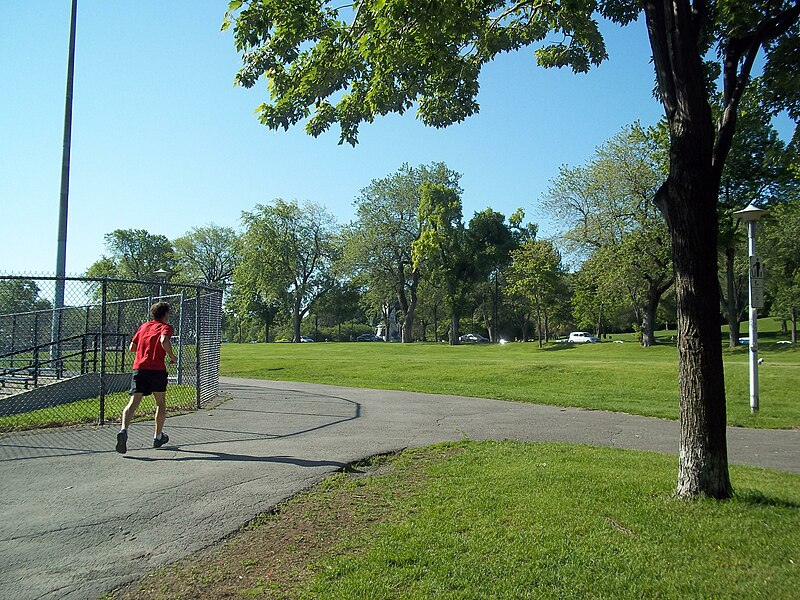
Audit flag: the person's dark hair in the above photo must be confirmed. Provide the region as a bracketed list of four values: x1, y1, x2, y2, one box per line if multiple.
[150, 302, 170, 321]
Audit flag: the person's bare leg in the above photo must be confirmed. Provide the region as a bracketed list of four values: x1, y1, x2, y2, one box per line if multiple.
[153, 391, 167, 438]
[116, 393, 142, 454]
[121, 393, 143, 430]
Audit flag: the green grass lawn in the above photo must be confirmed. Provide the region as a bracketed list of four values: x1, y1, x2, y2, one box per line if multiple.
[111, 441, 800, 599]
[221, 326, 799, 429]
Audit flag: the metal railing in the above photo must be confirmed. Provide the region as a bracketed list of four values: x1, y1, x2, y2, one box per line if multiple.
[0, 332, 126, 385]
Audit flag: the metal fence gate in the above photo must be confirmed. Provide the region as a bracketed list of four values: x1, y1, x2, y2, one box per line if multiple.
[0, 275, 222, 432]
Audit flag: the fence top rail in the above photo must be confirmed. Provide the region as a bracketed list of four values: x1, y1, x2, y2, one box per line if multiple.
[1, 305, 80, 318]
[0, 294, 188, 319]
[0, 274, 222, 294]
[105, 295, 152, 306]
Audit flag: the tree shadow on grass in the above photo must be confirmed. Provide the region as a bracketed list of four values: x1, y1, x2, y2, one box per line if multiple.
[724, 341, 797, 356]
[735, 489, 800, 509]
[537, 343, 576, 352]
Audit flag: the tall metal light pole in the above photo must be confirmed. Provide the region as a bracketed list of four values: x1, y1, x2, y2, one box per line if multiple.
[52, 0, 78, 361]
[732, 203, 767, 413]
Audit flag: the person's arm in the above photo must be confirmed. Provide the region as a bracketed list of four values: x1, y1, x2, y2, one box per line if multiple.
[128, 341, 137, 352]
[160, 334, 178, 364]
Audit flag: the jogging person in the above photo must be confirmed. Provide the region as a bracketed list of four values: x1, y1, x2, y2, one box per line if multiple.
[116, 301, 178, 454]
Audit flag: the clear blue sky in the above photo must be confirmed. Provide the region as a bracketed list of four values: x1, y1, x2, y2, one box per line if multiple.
[0, 3, 790, 276]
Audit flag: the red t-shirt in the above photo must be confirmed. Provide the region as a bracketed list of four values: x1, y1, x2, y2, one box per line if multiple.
[132, 320, 174, 371]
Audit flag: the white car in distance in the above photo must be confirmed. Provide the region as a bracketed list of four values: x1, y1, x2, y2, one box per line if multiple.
[568, 331, 600, 343]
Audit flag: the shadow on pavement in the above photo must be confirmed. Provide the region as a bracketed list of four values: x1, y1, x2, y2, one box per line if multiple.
[0, 384, 361, 462]
[124, 449, 348, 468]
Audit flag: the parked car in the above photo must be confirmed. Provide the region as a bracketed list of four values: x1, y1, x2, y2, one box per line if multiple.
[356, 333, 383, 342]
[459, 333, 490, 344]
[299, 336, 315, 342]
[568, 331, 600, 343]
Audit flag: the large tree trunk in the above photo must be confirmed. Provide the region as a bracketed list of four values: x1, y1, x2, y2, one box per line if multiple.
[792, 307, 797, 344]
[447, 282, 460, 344]
[401, 272, 419, 343]
[492, 271, 500, 342]
[535, 301, 542, 348]
[641, 295, 658, 348]
[450, 307, 460, 345]
[397, 269, 419, 343]
[595, 304, 602, 339]
[641, 281, 670, 347]
[646, 0, 732, 500]
[544, 307, 550, 343]
[656, 165, 732, 499]
[292, 293, 302, 342]
[722, 246, 741, 347]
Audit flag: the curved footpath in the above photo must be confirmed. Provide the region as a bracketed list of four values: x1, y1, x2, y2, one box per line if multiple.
[0, 377, 797, 600]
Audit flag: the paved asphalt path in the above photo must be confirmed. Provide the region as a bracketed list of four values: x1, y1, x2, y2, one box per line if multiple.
[1, 377, 797, 599]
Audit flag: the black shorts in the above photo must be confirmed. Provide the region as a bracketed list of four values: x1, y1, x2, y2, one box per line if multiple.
[130, 369, 168, 396]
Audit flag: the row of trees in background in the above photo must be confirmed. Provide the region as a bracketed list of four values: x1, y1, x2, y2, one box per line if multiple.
[80, 114, 798, 347]
[85, 225, 238, 290]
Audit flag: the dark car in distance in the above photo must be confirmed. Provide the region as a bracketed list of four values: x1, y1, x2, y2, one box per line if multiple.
[459, 333, 490, 344]
[356, 333, 383, 342]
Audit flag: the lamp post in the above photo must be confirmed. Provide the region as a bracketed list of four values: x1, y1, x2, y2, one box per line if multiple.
[51, 0, 78, 365]
[153, 268, 169, 298]
[732, 203, 767, 413]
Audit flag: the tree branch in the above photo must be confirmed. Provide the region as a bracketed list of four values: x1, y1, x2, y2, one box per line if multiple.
[643, 1, 678, 119]
[714, 2, 800, 176]
[463, 0, 540, 62]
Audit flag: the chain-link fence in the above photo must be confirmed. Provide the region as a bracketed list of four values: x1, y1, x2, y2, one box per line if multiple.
[0, 275, 222, 433]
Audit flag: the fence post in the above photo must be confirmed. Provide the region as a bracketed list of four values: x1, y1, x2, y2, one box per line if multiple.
[116, 302, 123, 372]
[177, 292, 184, 385]
[56, 305, 64, 379]
[10, 315, 16, 368]
[80, 334, 87, 374]
[99, 279, 107, 424]
[86, 305, 92, 377]
[195, 287, 201, 409]
[32, 312, 39, 387]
